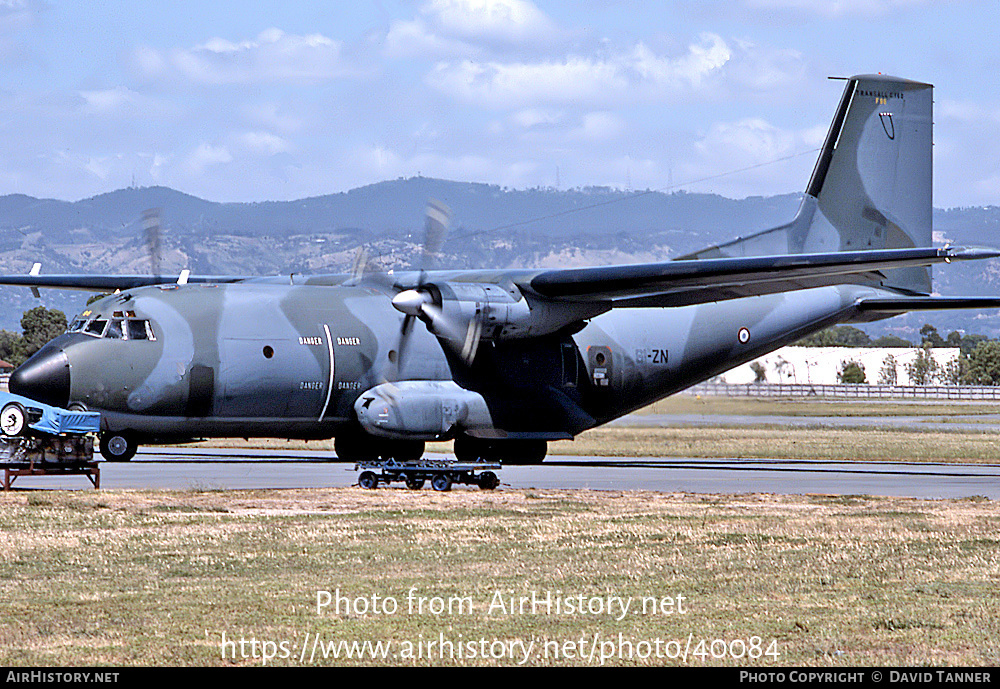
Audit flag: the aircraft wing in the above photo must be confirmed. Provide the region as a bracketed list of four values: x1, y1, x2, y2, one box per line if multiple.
[0, 272, 249, 293]
[1, 246, 997, 311]
[523, 246, 1000, 307]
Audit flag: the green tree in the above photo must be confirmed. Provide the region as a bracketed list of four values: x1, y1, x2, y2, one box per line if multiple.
[749, 361, 767, 383]
[3, 306, 69, 367]
[20, 306, 67, 354]
[871, 335, 912, 347]
[798, 325, 871, 347]
[957, 333, 990, 357]
[837, 360, 866, 384]
[906, 344, 942, 385]
[920, 323, 946, 347]
[878, 354, 898, 385]
[0, 329, 21, 366]
[960, 341, 1000, 385]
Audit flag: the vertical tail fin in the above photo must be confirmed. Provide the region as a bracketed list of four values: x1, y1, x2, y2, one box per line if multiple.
[684, 74, 934, 294]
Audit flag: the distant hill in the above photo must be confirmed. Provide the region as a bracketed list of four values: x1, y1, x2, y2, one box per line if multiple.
[0, 177, 999, 338]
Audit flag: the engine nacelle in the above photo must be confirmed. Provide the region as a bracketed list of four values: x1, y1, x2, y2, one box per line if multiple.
[354, 381, 494, 440]
[431, 281, 604, 339]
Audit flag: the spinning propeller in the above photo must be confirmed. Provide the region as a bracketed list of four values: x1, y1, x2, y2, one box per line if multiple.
[387, 200, 484, 377]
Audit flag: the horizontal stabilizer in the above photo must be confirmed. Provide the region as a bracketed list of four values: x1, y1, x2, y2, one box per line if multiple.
[857, 296, 1000, 313]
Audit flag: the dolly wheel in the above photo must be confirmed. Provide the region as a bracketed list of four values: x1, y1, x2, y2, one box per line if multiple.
[431, 473, 452, 492]
[478, 471, 499, 490]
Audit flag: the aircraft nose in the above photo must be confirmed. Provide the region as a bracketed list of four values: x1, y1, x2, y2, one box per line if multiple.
[9, 341, 71, 408]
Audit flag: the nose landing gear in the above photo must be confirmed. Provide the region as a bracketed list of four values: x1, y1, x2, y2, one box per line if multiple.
[99, 432, 138, 462]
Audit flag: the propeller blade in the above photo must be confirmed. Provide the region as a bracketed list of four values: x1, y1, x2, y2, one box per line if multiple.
[421, 198, 450, 270]
[350, 246, 368, 282]
[461, 315, 483, 365]
[142, 208, 162, 277]
[385, 197, 484, 378]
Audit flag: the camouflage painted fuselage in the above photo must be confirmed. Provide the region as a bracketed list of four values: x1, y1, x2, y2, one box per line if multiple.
[23, 277, 882, 444]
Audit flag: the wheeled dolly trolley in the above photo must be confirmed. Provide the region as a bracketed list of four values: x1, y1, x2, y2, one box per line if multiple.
[355, 458, 502, 491]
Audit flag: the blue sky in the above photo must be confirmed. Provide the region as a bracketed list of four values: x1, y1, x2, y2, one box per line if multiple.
[0, 0, 998, 207]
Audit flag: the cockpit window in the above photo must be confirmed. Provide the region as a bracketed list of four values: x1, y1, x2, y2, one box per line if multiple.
[85, 319, 108, 336]
[75, 314, 156, 341]
[106, 319, 124, 340]
[127, 320, 152, 341]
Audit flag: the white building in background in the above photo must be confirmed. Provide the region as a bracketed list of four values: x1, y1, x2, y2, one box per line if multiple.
[720, 347, 959, 386]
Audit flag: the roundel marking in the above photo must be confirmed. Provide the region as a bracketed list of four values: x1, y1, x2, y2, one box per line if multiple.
[738, 327, 750, 344]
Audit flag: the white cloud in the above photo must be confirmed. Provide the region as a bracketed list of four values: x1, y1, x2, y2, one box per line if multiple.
[726, 40, 805, 91]
[186, 143, 232, 175]
[630, 35, 731, 89]
[384, 0, 559, 58]
[510, 108, 564, 128]
[426, 0, 557, 43]
[77, 87, 176, 119]
[236, 131, 292, 156]
[136, 29, 354, 85]
[426, 34, 733, 108]
[939, 99, 1000, 124]
[696, 118, 797, 161]
[683, 118, 820, 197]
[569, 112, 624, 141]
[238, 102, 304, 134]
[743, 0, 930, 17]
[384, 19, 476, 59]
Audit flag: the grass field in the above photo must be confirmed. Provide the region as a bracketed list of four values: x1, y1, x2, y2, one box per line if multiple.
[4, 394, 999, 667]
[2, 488, 998, 667]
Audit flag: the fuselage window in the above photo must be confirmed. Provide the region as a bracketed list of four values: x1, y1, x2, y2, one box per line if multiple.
[106, 319, 124, 340]
[85, 319, 108, 337]
[127, 320, 150, 341]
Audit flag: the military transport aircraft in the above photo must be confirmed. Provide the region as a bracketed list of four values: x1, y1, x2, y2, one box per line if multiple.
[2, 74, 1000, 463]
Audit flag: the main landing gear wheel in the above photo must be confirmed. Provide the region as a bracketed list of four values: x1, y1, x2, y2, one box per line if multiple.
[0, 402, 27, 437]
[405, 477, 425, 490]
[454, 436, 547, 465]
[99, 432, 138, 462]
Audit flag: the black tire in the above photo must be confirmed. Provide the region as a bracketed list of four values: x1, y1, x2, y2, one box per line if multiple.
[454, 435, 493, 462]
[99, 432, 138, 462]
[498, 440, 547, 465]
[431, 473, 452, 492]
[391, 440, 425, 463]
[405, 477, 425, 490]
[478, 471, 499, 490]
[334, 431, 376, 462]
[358, 471, 378, 490]
[0, 402, 27, 437]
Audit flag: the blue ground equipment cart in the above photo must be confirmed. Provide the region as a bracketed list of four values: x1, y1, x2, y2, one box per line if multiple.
[0, 392, 102, 489]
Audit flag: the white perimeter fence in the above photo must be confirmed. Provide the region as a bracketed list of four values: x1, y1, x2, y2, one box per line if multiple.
[686, 382, 1000, 400]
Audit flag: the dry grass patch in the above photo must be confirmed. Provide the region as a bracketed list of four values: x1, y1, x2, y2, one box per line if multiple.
[550, 426, 1000, 463]
[1, 488, 998, 666]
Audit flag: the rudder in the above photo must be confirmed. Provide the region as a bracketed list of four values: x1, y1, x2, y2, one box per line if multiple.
[684, 74, 934, 294]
